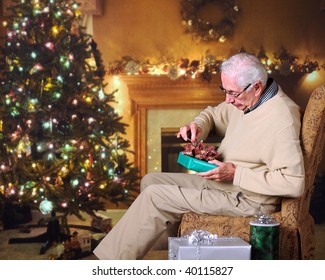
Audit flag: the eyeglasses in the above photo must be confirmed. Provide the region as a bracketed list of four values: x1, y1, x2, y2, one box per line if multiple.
[219, 83, 252, 98]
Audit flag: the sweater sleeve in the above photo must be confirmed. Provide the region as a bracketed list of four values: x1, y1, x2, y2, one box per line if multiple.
[193, 102, 233, 140]
[233, 125, 305, 198]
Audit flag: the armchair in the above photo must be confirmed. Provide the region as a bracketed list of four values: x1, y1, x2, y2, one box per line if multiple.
[179, 84, 325, 259]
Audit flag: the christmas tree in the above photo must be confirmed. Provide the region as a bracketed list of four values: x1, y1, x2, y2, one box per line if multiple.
[0, 0, 140, 225]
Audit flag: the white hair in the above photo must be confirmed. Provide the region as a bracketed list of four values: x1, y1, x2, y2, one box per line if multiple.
[220, 52, 268, 88]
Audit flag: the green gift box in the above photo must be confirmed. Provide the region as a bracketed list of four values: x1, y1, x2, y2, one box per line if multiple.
[177, 152, 217, 173]
[249, 216, 280, 260]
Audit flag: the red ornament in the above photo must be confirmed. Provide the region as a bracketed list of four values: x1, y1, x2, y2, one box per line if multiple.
[89, 153, 93, 167]
[45, 42, 54, 50]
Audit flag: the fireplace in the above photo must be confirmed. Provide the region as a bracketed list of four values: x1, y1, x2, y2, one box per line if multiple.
[120, 75, 224, 177]
[161, 127, 185, 173]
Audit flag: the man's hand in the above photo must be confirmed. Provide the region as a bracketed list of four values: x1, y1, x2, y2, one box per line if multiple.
[177, 122, 202, 142]
[196, 160, 236, 182]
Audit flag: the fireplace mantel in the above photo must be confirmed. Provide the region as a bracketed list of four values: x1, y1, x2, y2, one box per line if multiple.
[120, 75, 224, 177]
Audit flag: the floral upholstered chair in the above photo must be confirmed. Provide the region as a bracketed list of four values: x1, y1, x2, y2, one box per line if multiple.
[179, 84, 325, 259]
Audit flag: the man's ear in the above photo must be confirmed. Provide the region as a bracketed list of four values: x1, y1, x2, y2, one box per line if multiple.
[254, 81, 263, 97]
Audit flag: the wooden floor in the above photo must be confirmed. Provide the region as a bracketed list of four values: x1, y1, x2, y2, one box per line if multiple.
[0, 209, 169, 260]
[0, 209, 324, 260]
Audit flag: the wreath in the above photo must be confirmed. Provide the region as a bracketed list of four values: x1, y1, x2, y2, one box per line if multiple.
[180, 0, 240, 42]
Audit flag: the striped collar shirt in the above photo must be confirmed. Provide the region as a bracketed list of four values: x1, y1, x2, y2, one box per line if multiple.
[244, 78, 278, 114]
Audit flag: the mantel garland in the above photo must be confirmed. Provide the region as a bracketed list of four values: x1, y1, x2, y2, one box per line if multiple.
[106, 47, 324, 82]
[180, 0, 240, 42]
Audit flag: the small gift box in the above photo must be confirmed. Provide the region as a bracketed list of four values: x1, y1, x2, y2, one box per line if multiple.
[250, 214, 280, 260]
[168, 230, 251, 260]
[177, 152, 217, 172]
[177, 141, 218, 172]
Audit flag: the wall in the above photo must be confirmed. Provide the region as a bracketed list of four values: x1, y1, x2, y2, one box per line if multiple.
[93, 0, 325, 67]
[93, 0, 325, 104]
[93, 0, 325, 171]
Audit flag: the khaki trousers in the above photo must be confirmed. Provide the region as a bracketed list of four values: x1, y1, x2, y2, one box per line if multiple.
[93, 172, 263, 260]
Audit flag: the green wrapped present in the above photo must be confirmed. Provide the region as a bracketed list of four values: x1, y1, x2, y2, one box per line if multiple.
[177, 152, 217, 173]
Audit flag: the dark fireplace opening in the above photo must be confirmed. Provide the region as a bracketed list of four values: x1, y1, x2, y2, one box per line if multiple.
[161, 128, 222, 173]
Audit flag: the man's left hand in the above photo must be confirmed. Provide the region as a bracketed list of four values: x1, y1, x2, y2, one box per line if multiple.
[196, 160, 236, 182]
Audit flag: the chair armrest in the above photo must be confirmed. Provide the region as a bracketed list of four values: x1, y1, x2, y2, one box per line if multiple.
[280, 197, 300, 227]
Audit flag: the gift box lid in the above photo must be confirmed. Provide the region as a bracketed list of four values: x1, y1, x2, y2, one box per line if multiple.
[250, 214, 280, 227]
[177, 152, 217, 172]
[168, 237, 251, 260]
[169, 237, 251, 247]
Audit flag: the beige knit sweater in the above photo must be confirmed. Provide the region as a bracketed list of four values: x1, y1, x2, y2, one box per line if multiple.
[193, 88, 305, 206]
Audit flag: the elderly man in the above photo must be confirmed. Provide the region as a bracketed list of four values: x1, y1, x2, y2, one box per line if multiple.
[93, 52, 304, 260]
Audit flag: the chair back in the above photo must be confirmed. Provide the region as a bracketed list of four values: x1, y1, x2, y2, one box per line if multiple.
[281, 84, 325, 226]
[300, 84, 325, 217]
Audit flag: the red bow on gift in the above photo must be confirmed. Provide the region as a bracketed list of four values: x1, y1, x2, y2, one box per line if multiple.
[181, 141, 218, 162]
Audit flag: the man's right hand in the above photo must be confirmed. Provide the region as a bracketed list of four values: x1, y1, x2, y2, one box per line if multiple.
[177, 122, 202, 142]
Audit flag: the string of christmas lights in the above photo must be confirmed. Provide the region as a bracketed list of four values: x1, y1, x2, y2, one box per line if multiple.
[106, 47, 324, 82]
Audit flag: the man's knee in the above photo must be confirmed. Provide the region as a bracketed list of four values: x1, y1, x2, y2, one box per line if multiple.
[140, 184, 167, 205]
[140, 173, 159, 192]
[140, 174, 151, 192]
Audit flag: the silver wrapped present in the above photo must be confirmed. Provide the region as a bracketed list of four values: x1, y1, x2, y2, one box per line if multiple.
[168, 230, 251, 260]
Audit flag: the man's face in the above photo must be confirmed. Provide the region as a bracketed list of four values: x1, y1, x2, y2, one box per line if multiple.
[221, 73, 260, 111]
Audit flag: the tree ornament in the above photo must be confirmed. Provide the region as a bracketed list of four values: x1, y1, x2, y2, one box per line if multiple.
[89, 39, 106, 77]
[45, 42, 54, 50]
[51, 25, 63, 36]
[39, 199, 54, 215]
[30, 63, 44, 74]
[70, 176, 83, 188]
[17, 135, 31, 156]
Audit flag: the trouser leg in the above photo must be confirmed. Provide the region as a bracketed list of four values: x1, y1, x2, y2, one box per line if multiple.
[141, 172, 205, 251]
[93, 172, 262, 260]
[93, 183, 189, 260]
[150, 221, 180, 250]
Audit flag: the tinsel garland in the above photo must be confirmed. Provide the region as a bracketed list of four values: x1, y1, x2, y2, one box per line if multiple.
[180, 0, 240, 42]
